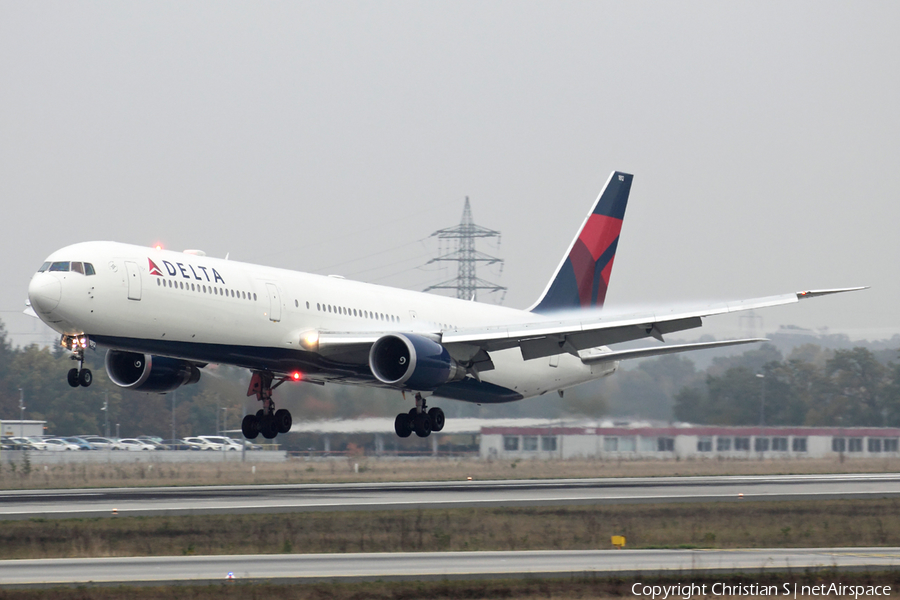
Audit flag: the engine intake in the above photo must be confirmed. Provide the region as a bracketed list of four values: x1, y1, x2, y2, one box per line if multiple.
[105, 350, 201, 393]
[369, 333, 466, 390]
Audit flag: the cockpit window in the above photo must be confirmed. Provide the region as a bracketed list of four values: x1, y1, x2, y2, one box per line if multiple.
[48, 261, 70, 272]
[84, 263, 95, 276]
[37, 262, 50, 273]
[71, 262, 84, 275]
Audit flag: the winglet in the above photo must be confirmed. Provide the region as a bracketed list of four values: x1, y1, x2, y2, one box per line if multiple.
[530, 170, 633, 314]
[797, 286, 868, 300]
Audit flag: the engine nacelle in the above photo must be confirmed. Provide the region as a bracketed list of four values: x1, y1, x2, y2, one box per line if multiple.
[105, 350, 201, 393]
[369, 333, 466, 390]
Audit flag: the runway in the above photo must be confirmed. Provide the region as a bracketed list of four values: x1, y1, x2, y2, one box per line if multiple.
[1, 473, 899, 520]
[1, 548, 898, 587]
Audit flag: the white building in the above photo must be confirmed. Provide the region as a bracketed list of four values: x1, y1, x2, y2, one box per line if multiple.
[0, 420, 46, 438]
[480, 425, 900, 460]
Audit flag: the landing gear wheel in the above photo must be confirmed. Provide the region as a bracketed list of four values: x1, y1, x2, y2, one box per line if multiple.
[242, 414, 260, 439]
[428, 407, 445, 432]
[394, 413, 412, 438]
[413, 413, 432, 438]
[78, 368, 92, 387]
[67, 368, 79, 388]
[274, 409, 292, 434]
[260, 416, 278, 439]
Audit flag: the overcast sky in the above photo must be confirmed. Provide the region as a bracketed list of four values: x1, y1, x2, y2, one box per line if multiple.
[1, 1, 897, 347]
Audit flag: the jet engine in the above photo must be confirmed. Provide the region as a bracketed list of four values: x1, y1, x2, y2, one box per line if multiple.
[369, 333, 466, 390]
[105, 350, 201, 393]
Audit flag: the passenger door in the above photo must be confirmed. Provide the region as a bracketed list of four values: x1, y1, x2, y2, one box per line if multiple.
[266, 283, 281, 322]
[125, 261, 142, 301]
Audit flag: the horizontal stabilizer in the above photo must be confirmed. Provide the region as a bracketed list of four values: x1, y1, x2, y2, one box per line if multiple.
[580, 338, 768, 365]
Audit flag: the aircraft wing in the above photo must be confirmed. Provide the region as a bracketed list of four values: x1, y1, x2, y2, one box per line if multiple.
[440, 287, 866, 363]
[310, 287, 863, 367]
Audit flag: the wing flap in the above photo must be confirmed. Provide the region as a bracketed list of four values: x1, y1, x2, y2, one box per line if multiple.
[580, 338, 768, 365]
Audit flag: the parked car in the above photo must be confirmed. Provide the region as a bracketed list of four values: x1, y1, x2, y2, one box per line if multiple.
[117, 438, 157, 451]
[25, 437, 50, 450]
[83, 436, 124, 450]
[197, 436, 242, 451]
[42, 438, 81, 451]
[160, 439, 199, 451]
[138, 439, 167, 450]
[2, 437, 33, 450]
[63, 437, 97, 450]
[182, 436, 224, 451]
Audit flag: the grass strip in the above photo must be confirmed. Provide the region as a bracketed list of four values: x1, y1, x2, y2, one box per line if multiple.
[1, 571, 899, 599]
[2, 456, 900, 490]
[2, 498, 899, 559]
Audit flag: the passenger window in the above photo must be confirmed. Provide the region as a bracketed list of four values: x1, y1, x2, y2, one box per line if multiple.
[71, 262, 84, 275]
[37, 262, 50, 273]
[306, 302, 310, 309]
[49, 261, 70, 272]
[84, 263, 95, 276]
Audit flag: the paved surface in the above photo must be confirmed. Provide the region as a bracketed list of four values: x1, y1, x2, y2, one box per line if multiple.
[0, 473, 899, 520]
[1, 547, 898, 586]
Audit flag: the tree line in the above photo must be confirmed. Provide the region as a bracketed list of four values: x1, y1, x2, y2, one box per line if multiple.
[673, 344, 900, 427]
[2, 317, 899, 437]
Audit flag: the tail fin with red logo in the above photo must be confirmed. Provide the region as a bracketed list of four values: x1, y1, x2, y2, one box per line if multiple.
[529, 171, 633, 314]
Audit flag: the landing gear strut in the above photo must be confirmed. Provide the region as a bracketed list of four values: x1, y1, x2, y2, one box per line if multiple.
[62, 335, 92, 388]
[394, 393, 444, 438]
[242, 372, 293, 440]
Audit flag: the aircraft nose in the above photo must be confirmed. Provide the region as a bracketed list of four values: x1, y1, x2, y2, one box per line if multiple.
[28, 275, 61, 313]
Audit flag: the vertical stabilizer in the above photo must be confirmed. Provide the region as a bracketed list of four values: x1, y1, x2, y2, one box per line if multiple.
[529, 171, 633, 314]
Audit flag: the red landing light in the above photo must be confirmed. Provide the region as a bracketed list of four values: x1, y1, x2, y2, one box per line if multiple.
[291, 371, 302, 381]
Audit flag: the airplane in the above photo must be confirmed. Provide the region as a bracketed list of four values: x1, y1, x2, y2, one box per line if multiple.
[26, 171, 863, 440]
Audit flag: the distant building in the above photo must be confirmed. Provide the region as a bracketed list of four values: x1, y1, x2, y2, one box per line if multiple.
[481, 425, 900, 460]
[0, 420, 47, 438]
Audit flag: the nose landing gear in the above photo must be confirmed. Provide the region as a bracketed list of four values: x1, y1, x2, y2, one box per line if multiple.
[62, 335, 92, 388]
[394, 393, 444, 438]
[242, 372, 293, 440]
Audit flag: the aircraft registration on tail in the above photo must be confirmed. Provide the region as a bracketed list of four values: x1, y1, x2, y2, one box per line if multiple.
[26, 171, 863, 440]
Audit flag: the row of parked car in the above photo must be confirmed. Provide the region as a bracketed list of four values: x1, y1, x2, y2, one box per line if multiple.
[0, 435, 262, 452]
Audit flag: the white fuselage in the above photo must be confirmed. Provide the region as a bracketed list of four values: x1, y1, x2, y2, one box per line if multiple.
[28, 242, 616, 402]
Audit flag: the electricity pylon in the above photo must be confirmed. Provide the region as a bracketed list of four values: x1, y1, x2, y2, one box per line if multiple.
[423, 197, 506, 303]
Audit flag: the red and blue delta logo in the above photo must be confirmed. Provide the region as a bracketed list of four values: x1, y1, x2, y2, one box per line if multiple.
[148, 258, 163, 276]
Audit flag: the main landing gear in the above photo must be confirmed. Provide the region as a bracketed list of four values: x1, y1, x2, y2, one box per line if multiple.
[241, 372, 293, 441]
[394, 393, 445, 438]
[63, 335, 92, 388]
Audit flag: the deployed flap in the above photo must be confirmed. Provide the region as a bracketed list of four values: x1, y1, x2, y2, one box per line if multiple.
[580, 338, 769, 364]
